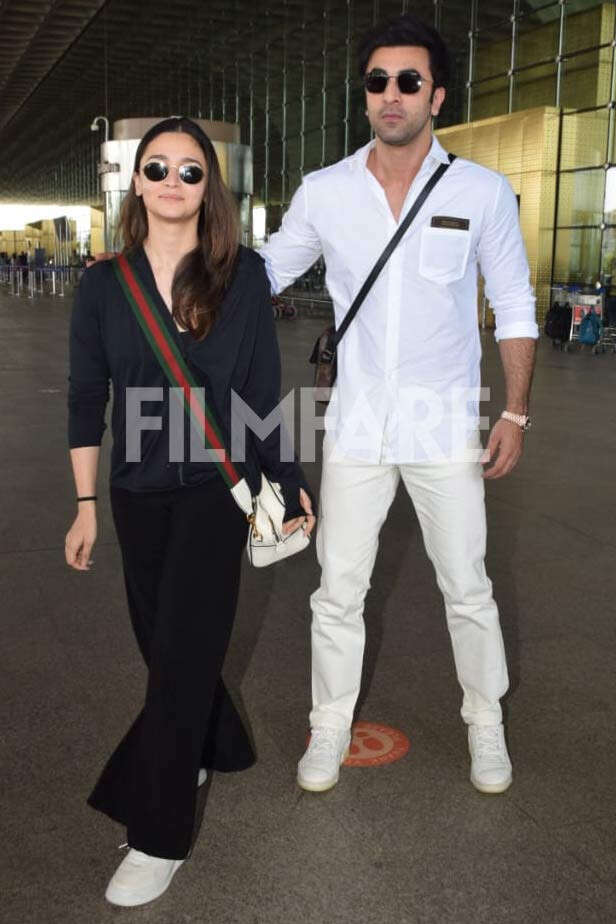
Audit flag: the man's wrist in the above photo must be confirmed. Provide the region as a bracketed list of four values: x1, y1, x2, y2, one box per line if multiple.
[504, 401, 528, 415]
[501, 410, 531, 431]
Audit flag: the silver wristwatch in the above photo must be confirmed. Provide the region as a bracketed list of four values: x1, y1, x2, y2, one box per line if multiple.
[501, 411, 531, 431]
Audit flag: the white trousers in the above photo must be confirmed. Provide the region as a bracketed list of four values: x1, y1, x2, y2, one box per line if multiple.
[309, 439, 509, 730]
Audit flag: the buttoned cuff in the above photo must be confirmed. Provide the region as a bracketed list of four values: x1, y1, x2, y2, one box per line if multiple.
[494, 321, 539, 342]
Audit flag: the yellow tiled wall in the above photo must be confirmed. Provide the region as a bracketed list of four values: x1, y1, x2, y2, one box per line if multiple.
[437, 107, 559, 325]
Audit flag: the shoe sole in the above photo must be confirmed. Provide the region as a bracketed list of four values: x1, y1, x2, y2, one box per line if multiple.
[105, 860, 184, 907]
[297, 748, 350, 793]
[470, 774, 512, 795]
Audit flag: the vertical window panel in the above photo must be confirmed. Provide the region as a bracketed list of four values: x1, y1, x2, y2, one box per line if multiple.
[554, 227, 602, 285]
[562, 49, 609, 109]
[560, 109, 609, 171]
[512, 62, 557, 111]
[557, 169, 606, 227]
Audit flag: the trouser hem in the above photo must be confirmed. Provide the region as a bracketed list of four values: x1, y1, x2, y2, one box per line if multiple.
[463, 715, 503, 727]
[309, 719, 352, 732]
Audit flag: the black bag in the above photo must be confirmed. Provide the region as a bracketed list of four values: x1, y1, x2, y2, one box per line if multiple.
[544, 301, 572, 342]
[309, 153, 457, 403]
[309, 326, 336, 402]
[544, 301, 561, 338]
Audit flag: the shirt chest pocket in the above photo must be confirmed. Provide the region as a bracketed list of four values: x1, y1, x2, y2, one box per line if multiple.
[418, 225, 472, 285]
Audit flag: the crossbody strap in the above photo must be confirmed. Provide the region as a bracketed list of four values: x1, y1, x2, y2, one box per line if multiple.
[334, 152, 457, 348]
[112, 253, 242, 489]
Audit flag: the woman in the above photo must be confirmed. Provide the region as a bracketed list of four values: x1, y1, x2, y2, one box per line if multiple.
[65, 117, 315, 907]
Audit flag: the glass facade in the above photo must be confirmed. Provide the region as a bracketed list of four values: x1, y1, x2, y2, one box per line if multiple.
[1, 0, 615, 318]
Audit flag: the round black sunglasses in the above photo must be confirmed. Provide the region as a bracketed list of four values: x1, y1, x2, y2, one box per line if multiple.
[364, 68, 432, 95]
[142, 161, 205, 184]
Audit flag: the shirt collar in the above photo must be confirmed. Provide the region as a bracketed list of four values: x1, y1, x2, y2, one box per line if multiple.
[428, 135, 450, 165]
[355, 134, 450, 170]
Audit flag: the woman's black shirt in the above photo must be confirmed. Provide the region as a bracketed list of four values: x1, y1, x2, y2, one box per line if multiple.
[68, 245, 312, 520]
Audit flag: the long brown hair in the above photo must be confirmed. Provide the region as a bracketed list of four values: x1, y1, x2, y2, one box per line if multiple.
[119, 117, 239, 340]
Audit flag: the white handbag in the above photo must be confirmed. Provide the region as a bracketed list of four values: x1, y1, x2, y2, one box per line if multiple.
[231, 476, 311, 567]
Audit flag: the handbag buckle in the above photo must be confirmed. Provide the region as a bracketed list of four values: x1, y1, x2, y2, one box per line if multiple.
[247, 512, 262, 542]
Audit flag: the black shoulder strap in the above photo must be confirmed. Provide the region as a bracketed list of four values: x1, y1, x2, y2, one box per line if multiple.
[334, 152, 457, 348]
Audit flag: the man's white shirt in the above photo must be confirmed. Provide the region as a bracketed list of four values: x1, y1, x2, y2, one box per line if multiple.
[260, 135, 538, 463]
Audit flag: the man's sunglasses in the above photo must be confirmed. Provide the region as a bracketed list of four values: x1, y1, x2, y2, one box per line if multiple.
[364, 68, 432, 95]
[142, 161, 205, 184]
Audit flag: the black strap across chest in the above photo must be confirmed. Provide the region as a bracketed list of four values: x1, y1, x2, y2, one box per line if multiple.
[333, 152, 457, 348]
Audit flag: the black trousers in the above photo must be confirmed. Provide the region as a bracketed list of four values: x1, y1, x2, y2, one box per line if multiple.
[88, 478, 255, 859]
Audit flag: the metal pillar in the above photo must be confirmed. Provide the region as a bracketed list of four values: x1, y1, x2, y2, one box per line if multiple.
[103, 8, 109, 119]
[508, 0, 520, 114]
[264, 41, 271, 224]
[185, 60, 191, 116]
[249, 52, 255, 153]
[300, 26, 307, 179]
[600, 7, 616, 280]
[433, 0, 442, 31]
[466, 0, 478, 123]
[344, 0, 353, 157]
[555, 0, 567, 108]
[606, 8, 616, 163]
[281, 1, 289, 205]
[320, 0, 329, 168]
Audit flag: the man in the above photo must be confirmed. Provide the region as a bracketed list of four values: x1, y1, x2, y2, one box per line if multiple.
[260, 13, 537, 795]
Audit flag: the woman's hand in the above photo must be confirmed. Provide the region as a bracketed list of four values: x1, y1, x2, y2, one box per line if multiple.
[65, 507, 97, 570]
[282, 487, 316, 538]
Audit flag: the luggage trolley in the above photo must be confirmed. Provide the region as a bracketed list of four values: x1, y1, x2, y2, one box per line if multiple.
[563, 288, 604, 354]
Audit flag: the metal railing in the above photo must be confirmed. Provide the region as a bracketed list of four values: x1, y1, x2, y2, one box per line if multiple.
[0, 265, 83, 298]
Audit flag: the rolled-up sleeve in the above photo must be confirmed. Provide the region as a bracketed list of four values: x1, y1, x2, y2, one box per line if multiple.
[259, 179, 323, 295]
[68, 268, 110, 448]
[478, 175, 539, 342]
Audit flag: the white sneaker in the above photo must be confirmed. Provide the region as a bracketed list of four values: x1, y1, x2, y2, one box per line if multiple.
[468, 723, 513, 794]
[105, 769, 206, 905]
[297, 727, 351, 792]
[105, 848, 185, 907]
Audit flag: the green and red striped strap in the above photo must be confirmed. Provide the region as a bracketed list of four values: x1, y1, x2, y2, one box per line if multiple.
[112, 253, 241, 489]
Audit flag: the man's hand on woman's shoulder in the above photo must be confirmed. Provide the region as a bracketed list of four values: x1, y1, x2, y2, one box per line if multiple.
[86, 252, 118, 268]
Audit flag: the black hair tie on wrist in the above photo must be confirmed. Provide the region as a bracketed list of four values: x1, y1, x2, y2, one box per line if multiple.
[77, 496, 97, 502]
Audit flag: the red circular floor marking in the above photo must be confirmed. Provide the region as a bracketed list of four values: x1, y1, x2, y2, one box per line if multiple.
[344, 721, 410, 767]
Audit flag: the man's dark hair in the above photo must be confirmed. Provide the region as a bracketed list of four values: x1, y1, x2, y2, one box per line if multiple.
[357, 13, 451, 90]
